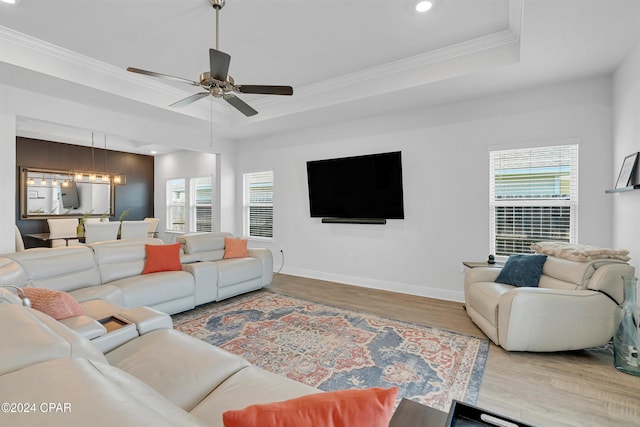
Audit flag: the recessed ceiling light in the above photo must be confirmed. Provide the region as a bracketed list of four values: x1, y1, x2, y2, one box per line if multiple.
[415, 0, 433, 13]
[1, 0, 21, 4]
[150, 150, 157, 155]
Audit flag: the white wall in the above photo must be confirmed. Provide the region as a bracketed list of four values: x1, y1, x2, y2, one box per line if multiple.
[236, 77, 615, 301]
[0, 113, 16, 253]
[1, 82, 237, 250]
[612, 41, 640, 275]
[154, 145, 236, 242]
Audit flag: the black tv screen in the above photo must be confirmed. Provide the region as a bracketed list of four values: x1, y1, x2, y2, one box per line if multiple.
[306, 151, 405, 219]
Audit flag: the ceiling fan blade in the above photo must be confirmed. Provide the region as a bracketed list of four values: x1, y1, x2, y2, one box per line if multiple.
[236, 85, 294, 96]
[170, 92, 210, 108]
[209, 49, 231, 81]
[223, 94, 258, 117]
[127, 67, 200, 86]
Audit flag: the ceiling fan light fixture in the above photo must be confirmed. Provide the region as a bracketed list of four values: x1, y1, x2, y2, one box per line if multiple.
[415, 0, 433, 13]
[209, 0, 225, 10]
[126, 0, 293, 117]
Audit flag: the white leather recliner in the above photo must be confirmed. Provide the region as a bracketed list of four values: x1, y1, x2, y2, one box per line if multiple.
[464, 255, 634, 352]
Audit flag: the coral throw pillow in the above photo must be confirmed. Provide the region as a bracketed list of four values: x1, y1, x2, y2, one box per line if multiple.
[143, 243, 182, 274]
[22, 288, 84, 320]
[222, 387, 398, 427]
[224, 237, 248, 259]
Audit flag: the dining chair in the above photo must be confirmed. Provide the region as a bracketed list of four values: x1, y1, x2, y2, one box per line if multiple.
[84, 222, 120, 244]
[14, 225, 25, 252]
[143, 217, 159, 237]
[83, 217, 104, 224]
[47, 218, 80, 247]
[120, 221, 152, 239]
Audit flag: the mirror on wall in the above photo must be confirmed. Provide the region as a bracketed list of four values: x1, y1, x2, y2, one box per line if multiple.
[20, 167, 115, 219]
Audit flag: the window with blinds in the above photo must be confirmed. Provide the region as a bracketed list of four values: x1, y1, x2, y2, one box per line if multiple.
[167, 178, 185, 232]
[243, 171, 274, 239]
[191, 176, 213, 232]
[489, 144, 578, 256]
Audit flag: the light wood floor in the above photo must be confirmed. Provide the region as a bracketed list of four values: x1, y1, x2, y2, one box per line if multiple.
[265, 274, 640, 427]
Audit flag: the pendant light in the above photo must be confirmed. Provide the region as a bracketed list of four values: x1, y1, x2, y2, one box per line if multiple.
[89, 132, 97, 182]
[102, 134, 110, 182]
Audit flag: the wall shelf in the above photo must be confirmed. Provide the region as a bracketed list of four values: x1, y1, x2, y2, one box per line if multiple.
[605, 185, 640, 193]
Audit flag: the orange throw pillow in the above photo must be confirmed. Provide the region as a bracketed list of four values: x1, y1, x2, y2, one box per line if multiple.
[143, 243, 182, 274]
[222, 387, 398, 427]
[22, 288, 84, 320]
[224, 237, 248, 259]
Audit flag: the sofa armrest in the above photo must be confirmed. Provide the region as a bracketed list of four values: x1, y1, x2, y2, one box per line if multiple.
[59, 315, 107, 340]
[464, 267, 501, 300]
[182, 261, 219, 305]
[587, 262, 635, 304]
[0, 257, 27, 287]
[248, 248, 274, 286]
[498, 288, 617, 351]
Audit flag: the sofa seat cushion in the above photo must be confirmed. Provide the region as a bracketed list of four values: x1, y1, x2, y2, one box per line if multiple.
[69, 284, 125, 306]
[191, 365, 320, 427]
[217, 258, 262, 288]
[106, 328, 250, 412]
[0, 358, 210, 427]
[108, 271, 195, 309]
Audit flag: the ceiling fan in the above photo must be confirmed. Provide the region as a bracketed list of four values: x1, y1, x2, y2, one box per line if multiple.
[126, 0, 293, 117]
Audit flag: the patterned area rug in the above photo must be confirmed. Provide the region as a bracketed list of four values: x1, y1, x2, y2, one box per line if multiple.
[172, 291, 488, 411]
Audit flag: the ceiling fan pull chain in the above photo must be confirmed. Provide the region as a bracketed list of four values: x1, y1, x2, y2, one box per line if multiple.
[210, 96, 214, 149]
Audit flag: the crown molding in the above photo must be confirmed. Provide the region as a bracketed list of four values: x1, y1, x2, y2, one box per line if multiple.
[246, 1, 524, 120]
[0, 0, 524, 127]
[245, 29, 521, 124]
[0, 25, 232, 122]
[257, 29, 520, 109]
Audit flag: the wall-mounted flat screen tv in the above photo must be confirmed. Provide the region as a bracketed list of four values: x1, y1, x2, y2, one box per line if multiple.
[306, 151, 405, 220]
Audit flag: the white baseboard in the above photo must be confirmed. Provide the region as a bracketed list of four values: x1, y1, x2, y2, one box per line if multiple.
[275, 266, 465, 303]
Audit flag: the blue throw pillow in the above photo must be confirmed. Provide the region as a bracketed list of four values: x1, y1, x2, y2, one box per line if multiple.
[495, 254, 548, 287]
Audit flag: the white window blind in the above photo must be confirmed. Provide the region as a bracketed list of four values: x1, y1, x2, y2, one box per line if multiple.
[243, 171, 274, 239]
[167, 178, 185, 232]
[191, 176, 213, 232]
[489, 144, 578, 256]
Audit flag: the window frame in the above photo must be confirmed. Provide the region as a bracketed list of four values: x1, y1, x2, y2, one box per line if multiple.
[166, 178, 186, 233]
[166, 175, 215, 233]
[242, 170, 274, 241]
[190, 176, 213, 233]
[489, 143, 579, 258]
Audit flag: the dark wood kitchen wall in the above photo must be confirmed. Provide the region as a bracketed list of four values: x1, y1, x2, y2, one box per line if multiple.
[15, 137, 154, 237]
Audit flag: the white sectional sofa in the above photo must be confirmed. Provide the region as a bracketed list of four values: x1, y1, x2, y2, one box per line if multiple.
[0, 234, 273, 315]
[0, 232, 321, 426]
[0, 295, 319, 427]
